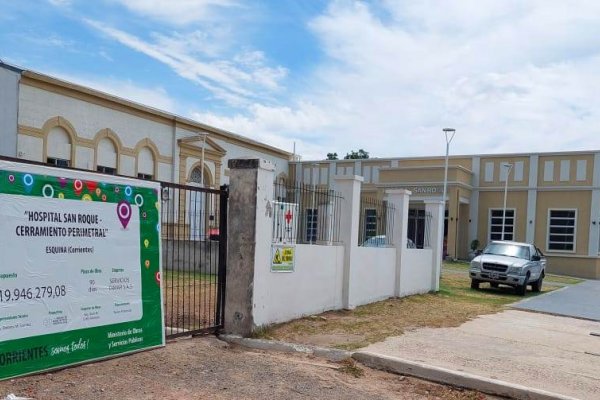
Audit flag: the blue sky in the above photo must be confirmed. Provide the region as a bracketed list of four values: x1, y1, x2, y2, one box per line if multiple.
[2, 1, 600, 159]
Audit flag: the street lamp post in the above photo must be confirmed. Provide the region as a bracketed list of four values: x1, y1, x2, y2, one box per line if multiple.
[199, 132, 208, 187]
[501, 163, 513, 241]
[442, 128, 456, 259]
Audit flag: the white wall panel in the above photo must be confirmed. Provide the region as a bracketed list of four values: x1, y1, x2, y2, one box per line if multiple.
[484, 162, 494, 182]
[576, 160, 587, 181]
[560, 160, 570, 181]
[17, 134, 43, 162]
[544, 161, 554, 181]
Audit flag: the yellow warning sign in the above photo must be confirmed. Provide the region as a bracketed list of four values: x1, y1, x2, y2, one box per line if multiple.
[271, 245, 295, 272]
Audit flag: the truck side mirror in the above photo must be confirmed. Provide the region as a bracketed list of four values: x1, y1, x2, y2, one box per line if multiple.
[531, 255, 541, 261]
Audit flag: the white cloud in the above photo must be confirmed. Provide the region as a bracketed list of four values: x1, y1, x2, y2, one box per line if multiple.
[48, 0, 71, 6]
[86, 20, 288, 106]
[191, 101, 333, 156]
[49, 71, 178, 113]
[111, 0, 239, 25]
[197, 1, 600, 159]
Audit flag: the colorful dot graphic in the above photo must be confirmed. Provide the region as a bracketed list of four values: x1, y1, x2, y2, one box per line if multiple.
[23, 174, 34, 187]
[42, 184, 54, 198]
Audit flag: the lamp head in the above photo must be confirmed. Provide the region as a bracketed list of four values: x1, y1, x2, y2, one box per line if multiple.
[442, 128, 455, 133]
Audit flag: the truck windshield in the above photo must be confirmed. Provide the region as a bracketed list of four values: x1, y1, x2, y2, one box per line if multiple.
[483, 243, 530, 259]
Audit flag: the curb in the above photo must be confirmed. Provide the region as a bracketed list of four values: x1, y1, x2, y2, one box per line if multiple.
[218, 334, 353, 362]
[353, 351, 579, 400]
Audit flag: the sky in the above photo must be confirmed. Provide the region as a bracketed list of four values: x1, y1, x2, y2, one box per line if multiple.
[2, 0, 600, 160]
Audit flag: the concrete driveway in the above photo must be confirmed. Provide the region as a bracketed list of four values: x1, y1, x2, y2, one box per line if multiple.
[512, 280, 600, 321]
[362, 310, 600, 399]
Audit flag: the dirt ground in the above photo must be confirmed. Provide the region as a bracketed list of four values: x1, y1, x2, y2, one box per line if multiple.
[0, 336, 489, 400]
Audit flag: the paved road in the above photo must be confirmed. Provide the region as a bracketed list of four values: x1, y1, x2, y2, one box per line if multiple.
[512, 280, 600, 321]
[363, 310, 600, 399]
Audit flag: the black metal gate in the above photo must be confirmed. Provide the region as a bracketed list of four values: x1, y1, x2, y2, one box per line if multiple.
[160, 181, 228, 338]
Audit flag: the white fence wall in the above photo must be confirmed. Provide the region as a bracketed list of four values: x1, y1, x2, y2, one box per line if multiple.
[400, 249, 435, 296]
[224, 160, 443, 335]
[253, 244, 344, 326]
[348, 247, 396, 307]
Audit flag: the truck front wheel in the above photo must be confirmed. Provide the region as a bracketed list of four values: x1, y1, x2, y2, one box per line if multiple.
[515, 275, 529, 296]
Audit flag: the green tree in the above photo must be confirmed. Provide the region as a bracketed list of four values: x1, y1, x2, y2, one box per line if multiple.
[326, 152, 339, 160]
[344, 149, 369, 159]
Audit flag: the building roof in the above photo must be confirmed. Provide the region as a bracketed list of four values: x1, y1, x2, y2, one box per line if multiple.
[0, 61, 292, 159]
[294, 148, 600, 164]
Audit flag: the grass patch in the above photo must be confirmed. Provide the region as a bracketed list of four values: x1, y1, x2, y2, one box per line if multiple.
[264, 271, 554, 350]
[337, 359, 364, 378]
[250, 325, 275, 340]
[443, 260, 471, 270]
[545, 274, 584, 285]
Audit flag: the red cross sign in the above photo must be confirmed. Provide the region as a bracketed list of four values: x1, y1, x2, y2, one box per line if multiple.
[285, 210, 293, 224]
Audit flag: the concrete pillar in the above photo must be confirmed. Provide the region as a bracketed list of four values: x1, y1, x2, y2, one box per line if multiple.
[334, 175, 364, 309]
[385, 189, 411, 297]
[224, 158, 275, 336]
[425, 200, 445, 292]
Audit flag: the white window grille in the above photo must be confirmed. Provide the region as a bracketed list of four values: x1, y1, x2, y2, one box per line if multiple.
[547, 209, 576, 252]
[364, 209, 377, 239]
[305, 208, 318, 243]
[489, 208, 515, 241]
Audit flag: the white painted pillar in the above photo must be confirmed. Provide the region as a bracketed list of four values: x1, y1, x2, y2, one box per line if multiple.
[526, 155, 539, 243]
[425, 200, 445, 292]
[385, 189, 411, 297]
[334, 175, 364, 309]
[469, 156, 480, 243]
[588, 152, 600, 256]
[294, 162, 302, 183]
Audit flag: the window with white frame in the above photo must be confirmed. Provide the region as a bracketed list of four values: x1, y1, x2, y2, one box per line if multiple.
[547, 209, 576, 252]
[489, 209, 515, 241]
[305, 208, 318, 243]
[364, 208, 377, 239]
[47, 157, 70, 168]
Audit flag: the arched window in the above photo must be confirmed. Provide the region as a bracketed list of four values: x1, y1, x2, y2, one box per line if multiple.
[47, 126, 72, 167]
[97, 138, 118, 174]
[189, 165, 211, 187]
[137, 147, 155, 180]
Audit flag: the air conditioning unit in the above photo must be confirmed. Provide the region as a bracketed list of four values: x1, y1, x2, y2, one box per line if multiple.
[272, 201, 298, 245]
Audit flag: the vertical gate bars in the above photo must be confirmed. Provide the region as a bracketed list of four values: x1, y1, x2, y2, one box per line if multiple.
[160, 181, 227, 338]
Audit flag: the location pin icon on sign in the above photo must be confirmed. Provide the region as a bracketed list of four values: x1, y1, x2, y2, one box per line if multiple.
[117, 200, 132, 229]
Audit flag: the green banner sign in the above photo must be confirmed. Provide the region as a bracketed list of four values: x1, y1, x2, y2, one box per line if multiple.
[0, 160, 164, 380]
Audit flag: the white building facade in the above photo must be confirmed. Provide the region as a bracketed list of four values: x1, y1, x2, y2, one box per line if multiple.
[0, 62, 291, 188]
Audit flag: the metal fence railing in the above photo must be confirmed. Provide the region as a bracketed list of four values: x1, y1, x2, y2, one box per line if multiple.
[407, 209, 432, 249]
[272, 181, 342, 245]
[358, 197, 395, 247]
[160, 181, 227, 338]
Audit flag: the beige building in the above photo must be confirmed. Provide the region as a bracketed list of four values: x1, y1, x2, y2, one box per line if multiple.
[0, 62, 291, 189]
[291, 152, 600, 279]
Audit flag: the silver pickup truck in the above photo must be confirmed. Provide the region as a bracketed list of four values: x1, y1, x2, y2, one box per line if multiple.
[469, 241, 546, 295]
